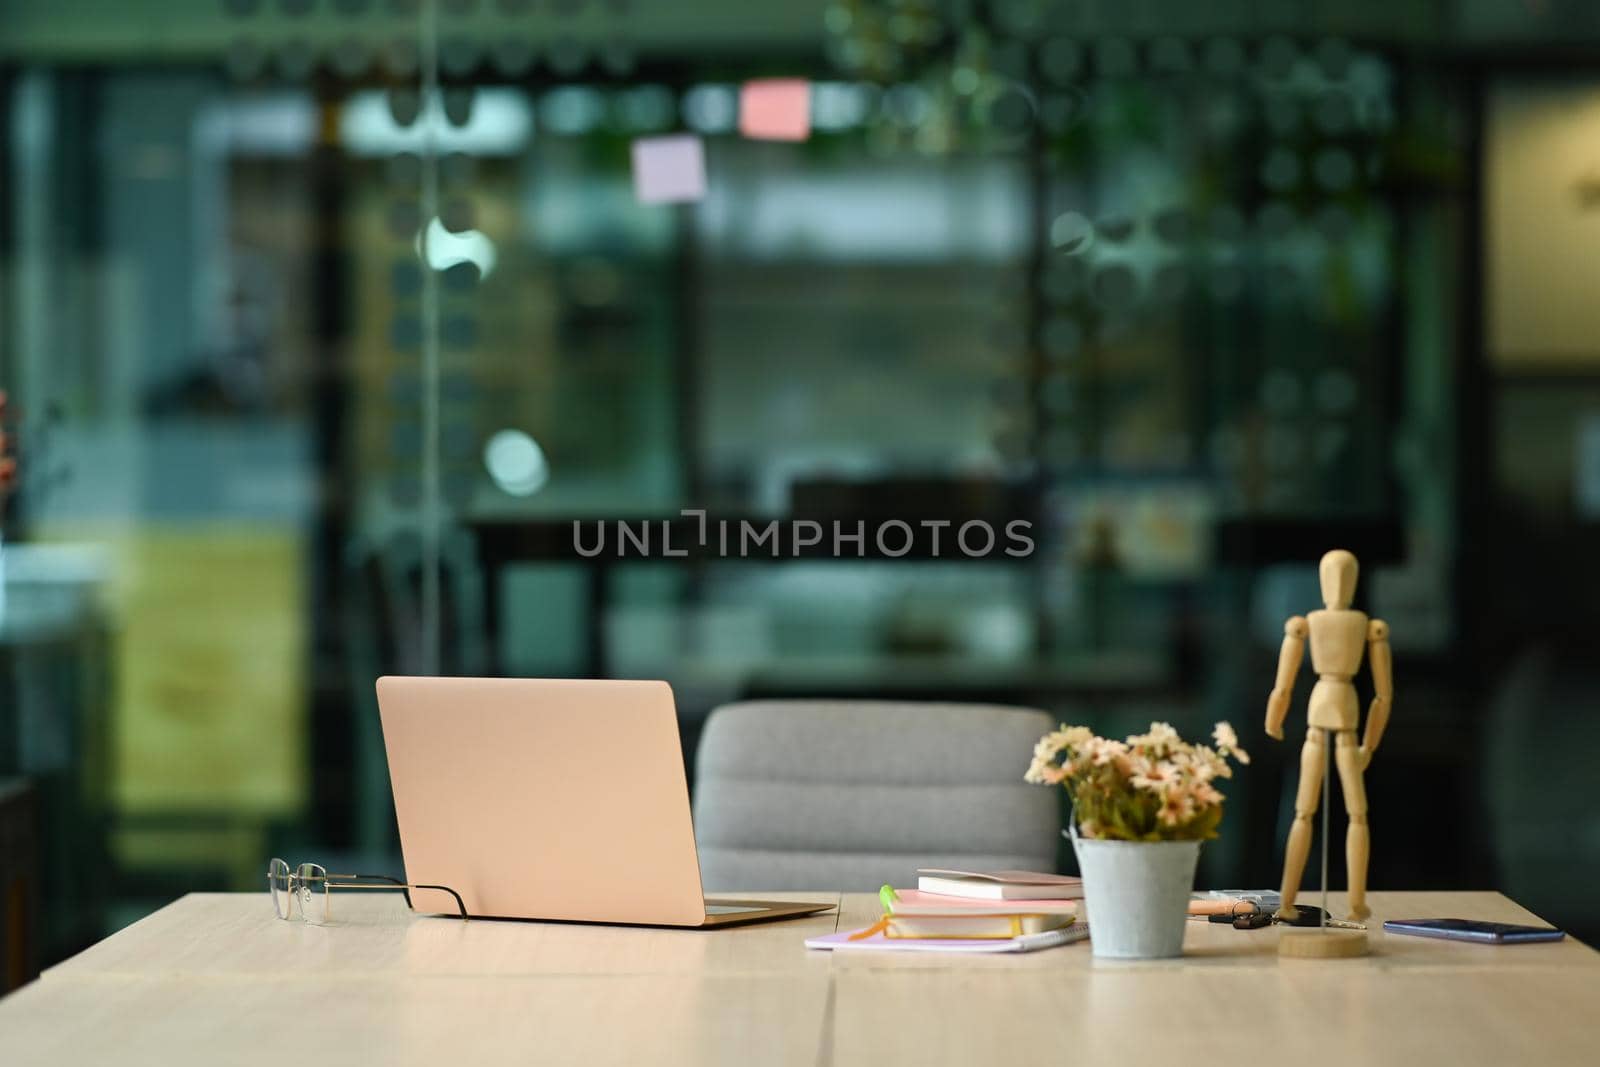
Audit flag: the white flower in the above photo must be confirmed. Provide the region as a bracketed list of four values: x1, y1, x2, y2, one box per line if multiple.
[1084, 737, 1129, 767]
[1189, 745, 1229, 780]
[1147, 722, 1179, 742]
[1157, 789, 1197, 827]
[1056, 726, 1094, 757]
[1130, 760, 1177, 793]
[1026, 725, 1097, 784]
[1026, 720, 1237, 840]
[1128, 721, 1180, 755]
[1024, 752, 1060, 784]
[1212, 721, 1251, 765]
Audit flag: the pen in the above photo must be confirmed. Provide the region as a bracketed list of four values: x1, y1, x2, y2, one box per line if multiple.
[1187, 898, 1258, 917]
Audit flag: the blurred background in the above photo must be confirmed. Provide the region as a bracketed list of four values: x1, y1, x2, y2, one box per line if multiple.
[2, 0, 1599, 983]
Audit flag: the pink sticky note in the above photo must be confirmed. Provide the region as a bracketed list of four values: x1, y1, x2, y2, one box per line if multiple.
[739, 78, 811, 141]
[631, 134, 706, 204]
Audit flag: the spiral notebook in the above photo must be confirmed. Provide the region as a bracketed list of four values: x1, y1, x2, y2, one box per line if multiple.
[805, 924, 1089, 954]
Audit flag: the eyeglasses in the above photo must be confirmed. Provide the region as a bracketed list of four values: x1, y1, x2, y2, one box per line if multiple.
[267, 858, 470, 924]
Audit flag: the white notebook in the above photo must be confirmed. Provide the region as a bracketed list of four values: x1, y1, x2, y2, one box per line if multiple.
[916, 868, 1085, 901]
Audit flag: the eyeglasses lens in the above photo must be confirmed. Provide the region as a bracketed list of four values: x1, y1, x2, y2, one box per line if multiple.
[268, 858, 293, 920]
[297, 863, 330, 925]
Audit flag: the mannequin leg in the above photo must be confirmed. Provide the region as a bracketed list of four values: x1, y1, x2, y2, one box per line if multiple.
[1335, 731, 1370, 921]
[1277, 728, 1326, 919]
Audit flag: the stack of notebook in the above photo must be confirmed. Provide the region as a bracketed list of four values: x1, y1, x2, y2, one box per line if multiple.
[807, 869, 1088, 954]
[888, 869, 1084, 937]
[878, 889, 1080, 938]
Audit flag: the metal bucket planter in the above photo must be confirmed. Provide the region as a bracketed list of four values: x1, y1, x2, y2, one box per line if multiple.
[1070, 833, 1201, 959]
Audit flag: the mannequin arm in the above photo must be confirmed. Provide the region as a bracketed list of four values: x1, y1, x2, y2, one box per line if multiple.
[1265, 616, 1308, 740]
[1361, 619, 1392, 768]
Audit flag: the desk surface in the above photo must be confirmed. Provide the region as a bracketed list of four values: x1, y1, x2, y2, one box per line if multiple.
[2, 891, 1597, 1065]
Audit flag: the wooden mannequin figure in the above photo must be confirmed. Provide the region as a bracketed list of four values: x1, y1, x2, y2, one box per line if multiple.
[1265, 549, 1393, 923]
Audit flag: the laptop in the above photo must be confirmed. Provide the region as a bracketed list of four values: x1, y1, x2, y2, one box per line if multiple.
[376, 676, 835, 928]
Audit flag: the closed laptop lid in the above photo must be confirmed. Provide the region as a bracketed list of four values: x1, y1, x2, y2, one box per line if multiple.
[376, 676, 706, 926]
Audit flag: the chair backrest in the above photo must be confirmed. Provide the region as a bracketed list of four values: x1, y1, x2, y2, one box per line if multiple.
[693, 700, 1061, 891]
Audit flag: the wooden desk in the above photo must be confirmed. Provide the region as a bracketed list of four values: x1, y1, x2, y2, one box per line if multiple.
[1, 891, 1596, 1065]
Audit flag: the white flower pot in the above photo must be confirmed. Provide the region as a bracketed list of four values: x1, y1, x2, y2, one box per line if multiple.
[1070, 834, 1201, 959]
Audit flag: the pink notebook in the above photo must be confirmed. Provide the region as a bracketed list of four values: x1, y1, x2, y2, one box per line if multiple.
[889, 890, 1080, 916]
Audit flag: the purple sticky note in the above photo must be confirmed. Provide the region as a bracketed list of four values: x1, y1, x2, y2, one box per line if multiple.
[739, 78, 811, 141]
[631, 134, 706, 204]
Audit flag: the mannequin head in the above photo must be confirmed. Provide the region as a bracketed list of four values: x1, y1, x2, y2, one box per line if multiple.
[1319, 549, 1358, 609]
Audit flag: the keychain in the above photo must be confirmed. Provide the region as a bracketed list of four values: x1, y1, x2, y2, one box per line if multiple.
[1212, 905, 1365, 931]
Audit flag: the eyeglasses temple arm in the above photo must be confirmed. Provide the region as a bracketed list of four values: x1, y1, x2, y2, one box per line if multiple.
[412, 883, 470, 921]
[351, 873, 411, 908]
[323, 877, 470, 921]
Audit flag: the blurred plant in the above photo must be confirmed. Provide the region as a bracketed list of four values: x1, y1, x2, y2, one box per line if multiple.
[824, 0, 947, 83]
[825, 3, 1047, 156]
[1025, 721, 1250, 841]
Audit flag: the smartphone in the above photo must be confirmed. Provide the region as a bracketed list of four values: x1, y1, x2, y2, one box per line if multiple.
[1383, 918, 1565, 944]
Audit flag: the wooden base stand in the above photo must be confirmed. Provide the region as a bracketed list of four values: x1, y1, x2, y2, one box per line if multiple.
[1279, 928, 1370, 959]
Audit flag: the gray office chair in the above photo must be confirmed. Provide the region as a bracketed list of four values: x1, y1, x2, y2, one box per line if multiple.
[693, 700, 1062, 891]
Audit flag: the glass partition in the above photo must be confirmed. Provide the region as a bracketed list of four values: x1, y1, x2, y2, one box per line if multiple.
[0, 0, 1597, 966]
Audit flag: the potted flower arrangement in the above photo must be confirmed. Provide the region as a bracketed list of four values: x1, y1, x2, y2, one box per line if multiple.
[1026, 721, 1250, 958]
